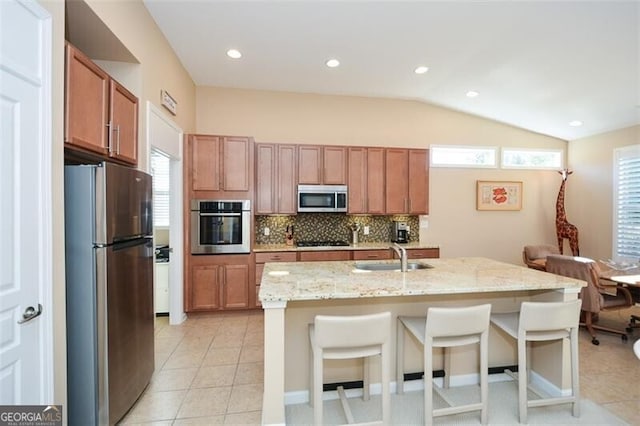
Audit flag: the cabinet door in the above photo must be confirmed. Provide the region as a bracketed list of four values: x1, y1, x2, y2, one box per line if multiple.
[408, 149, 429, 214]
[385, 148, 409, 214]
[323, 146, 348, 185]
[109, 80, 138, 165]
[348, 148, 367, 214]
[366, 148, 386, 214]
[222, 264, 250, 309]
[298, 145, 322, 184]
[222, 136, 251, 191]
[277, 144, 298, 214]
[64, 43, 109, 155]
[256, 143, 276, 214]
[190, 135, 221, 191]
[190, 264, 221, 310]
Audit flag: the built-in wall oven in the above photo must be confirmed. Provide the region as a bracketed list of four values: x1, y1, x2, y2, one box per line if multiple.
[191, 200, 251, 254]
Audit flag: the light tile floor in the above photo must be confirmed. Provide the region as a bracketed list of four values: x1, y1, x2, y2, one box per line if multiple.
[120, 308, 640, 425]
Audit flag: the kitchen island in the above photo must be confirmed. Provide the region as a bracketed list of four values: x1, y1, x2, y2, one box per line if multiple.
[259, 257, 585, 425]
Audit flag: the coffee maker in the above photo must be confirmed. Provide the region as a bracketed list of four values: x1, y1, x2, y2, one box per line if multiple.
[391, 221, 408, 243]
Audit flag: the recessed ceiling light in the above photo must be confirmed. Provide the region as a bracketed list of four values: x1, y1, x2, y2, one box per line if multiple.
[226, 49, 242, 59]
[466, 91, 479, 98]
[569, 120, 583, 127]
[414, 66, 429, 74]
[326, 58, 340, 68]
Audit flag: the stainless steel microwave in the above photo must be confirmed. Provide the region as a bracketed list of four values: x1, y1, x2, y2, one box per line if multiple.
[297, 185, 348, 213]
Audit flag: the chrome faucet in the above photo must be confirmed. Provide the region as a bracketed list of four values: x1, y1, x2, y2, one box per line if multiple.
[391, 243, 408, 272]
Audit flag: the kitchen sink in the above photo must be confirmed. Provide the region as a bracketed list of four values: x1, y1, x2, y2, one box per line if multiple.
[354, 262, 433, 271]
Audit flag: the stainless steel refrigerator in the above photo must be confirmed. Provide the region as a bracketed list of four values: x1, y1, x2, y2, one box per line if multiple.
[65, 162, 154, 425]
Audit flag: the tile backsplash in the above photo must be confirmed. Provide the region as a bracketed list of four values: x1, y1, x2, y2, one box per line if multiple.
[255, 214, 419, 245]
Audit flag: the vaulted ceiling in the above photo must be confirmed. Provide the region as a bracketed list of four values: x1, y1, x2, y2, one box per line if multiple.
[143, 1, 639, 140]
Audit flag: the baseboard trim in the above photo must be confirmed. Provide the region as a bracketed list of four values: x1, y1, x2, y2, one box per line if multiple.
[284, 366, 521, 405]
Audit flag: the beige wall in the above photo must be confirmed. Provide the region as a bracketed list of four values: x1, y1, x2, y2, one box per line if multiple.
[568, 125, 640, 260]
[84, 0, 196, 169]
[197, 86, 567, 264]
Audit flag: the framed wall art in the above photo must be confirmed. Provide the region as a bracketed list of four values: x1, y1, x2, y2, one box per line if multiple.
[476, 180, 523, 211]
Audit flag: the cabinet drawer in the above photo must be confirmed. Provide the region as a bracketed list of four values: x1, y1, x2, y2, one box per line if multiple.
[406, 248, 440, 259]
[298, 251, 351, 262]
[255, 252, 297, 263]
[352, 250, 392, 260]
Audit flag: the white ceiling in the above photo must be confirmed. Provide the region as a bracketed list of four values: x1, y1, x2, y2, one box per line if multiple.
[143, 1, 639, 141]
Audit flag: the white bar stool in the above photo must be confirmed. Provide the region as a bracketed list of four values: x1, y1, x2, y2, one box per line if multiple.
[490, 299, 582, 423]
[397, 304, 491, 425]
[309, 311, 392, 426]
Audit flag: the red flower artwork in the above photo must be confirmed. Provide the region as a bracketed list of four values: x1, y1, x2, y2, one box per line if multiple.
[492, 187, 508, 204]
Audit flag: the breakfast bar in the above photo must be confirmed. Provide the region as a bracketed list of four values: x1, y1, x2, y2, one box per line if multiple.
[259, 257, 585, 425]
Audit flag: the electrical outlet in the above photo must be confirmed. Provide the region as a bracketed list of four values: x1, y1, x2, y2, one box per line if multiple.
[406, 225, 410, 233]
[264, 227, 270, 236]
[363, 226, 370, 235]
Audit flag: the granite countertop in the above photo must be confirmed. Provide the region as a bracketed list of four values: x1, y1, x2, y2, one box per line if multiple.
[258, 257, 586, 303]
[253, 241, 439, 252]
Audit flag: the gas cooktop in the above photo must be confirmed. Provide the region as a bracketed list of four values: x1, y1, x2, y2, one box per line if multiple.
[296, 240, 350, 247]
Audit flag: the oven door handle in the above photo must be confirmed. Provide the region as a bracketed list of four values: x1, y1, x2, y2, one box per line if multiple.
[199, 213, 241, 217]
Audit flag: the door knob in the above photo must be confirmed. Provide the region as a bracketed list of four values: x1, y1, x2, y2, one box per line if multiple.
[18, 303, 43, 324]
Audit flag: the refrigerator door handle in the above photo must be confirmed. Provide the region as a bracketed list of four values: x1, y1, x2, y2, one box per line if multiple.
[17, 303, 42, 324]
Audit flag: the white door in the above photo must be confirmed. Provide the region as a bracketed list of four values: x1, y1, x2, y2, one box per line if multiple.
[0, 0, 53, 404]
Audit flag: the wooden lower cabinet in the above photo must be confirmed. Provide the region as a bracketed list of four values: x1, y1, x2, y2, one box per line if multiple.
[352, 250, 392, 260]
[187, 255, 252, 312]
[405, 248, 440, 259]
[255, 252, 297, 308]
[298, 251, 351, 262]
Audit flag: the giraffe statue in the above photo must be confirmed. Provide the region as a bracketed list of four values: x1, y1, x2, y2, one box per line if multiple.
[556, 169, 580, 256]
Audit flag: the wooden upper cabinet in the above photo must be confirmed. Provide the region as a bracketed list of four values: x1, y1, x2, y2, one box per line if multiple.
[191, 134, 221, 191]
[298, 145, 322, 184]
[64, 43, 109, 156]
[64, 42, 138, 166]
[298, 145, 347, 185]
[109, 80, 138, 164]
[348, 147, 385, 214]
[223, 136, 252, 191]
[189, 134, 253, 196]
[323, 146, 348, 185]
[408, 149, 429, 214]
[277, 144, 297, 214]
[384, 148, 429, 214]
[366, 148, 385, 214]
[385, 148, 409, 214]
[348, 148, 367, 213]
[256, 143, 297, 214]
[256, 143, 276, 213]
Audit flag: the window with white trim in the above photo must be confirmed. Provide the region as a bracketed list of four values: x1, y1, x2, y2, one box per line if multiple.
[430, 145, 497, 168]
[150, 149, 170, 228]
[502, 148, 563, 169]
[613, 145, 640, 261]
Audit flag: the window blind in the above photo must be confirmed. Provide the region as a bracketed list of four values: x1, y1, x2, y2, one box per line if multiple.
[151, 150, 171, 227]
[613, 145, 640, 261]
